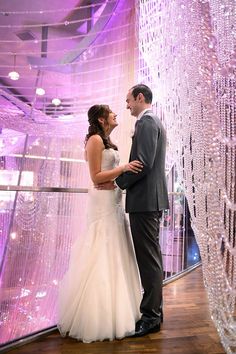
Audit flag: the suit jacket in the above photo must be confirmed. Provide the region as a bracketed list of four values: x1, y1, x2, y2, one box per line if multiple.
[116, 111, 169, 213]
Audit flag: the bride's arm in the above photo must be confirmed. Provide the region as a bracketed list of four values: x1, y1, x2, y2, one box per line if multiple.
[86, 135, 141, 184]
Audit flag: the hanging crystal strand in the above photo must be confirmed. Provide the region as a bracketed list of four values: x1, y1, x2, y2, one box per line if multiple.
[210, 1, 236, 349]
[137, 0, 236, 352]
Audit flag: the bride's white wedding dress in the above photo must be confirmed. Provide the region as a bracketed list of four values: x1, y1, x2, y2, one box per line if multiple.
[58, 148, 141, 343]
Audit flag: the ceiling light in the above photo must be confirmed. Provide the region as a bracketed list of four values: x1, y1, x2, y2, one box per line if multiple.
[8, 71, 20, 81]
[52, 97, 61, 106]
[8, 54, 20, 80]
[36, 87, 45, 96]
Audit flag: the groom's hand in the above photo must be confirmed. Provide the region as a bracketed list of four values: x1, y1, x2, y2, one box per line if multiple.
[94, 181, 116, 190]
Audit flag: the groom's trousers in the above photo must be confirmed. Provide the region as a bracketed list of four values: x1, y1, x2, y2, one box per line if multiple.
[129, 210, 163, 324]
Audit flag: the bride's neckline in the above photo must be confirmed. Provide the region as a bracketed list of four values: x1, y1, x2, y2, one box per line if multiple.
[84, 148, 116, 161]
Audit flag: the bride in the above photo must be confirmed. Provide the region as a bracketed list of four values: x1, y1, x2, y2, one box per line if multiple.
[58, 104, 143, 343]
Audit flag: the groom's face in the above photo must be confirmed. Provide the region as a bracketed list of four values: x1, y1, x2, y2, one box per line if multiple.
[126, 90, 140, 117]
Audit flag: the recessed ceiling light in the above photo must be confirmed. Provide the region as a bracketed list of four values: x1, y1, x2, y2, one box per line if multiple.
[36, 87, 45, 96]
[52, 98, 61, 106]
[8, 71, 20, 80]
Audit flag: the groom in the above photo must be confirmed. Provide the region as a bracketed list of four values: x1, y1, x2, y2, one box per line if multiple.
[115, 84, 169, 337]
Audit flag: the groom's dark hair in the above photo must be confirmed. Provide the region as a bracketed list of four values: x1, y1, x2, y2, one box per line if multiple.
[131, 84, 153, 104]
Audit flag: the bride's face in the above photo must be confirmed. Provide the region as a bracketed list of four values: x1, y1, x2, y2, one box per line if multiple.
[98, 109, 118, 134]
[107, 111, 118, 129]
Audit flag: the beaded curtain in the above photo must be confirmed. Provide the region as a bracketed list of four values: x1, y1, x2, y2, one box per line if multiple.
[137, 0, 235, 352]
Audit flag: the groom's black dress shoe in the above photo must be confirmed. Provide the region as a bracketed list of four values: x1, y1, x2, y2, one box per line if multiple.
[133, 320, 161, 337]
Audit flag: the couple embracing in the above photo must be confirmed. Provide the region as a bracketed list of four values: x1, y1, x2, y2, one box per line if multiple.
[58, 84, 169, 343]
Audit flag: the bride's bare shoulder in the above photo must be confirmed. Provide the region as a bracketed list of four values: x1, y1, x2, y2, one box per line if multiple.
[85, 135, 104, 161]
[87, 134, 103, 145]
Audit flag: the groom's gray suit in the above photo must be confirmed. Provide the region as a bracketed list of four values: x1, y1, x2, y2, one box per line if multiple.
[116, 110, 169, 324]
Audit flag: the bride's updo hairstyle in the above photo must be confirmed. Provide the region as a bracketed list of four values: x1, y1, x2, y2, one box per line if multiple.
[85, 104, 118, 150]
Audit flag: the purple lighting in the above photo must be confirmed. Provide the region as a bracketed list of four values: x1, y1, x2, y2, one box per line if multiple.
[0, 0, 202, 349]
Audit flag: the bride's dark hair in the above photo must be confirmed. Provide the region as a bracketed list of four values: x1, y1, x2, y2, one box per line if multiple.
[85, 104, 118, 150]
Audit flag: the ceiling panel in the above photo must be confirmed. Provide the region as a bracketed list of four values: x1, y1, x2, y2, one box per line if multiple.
[0, 0, 113, 117]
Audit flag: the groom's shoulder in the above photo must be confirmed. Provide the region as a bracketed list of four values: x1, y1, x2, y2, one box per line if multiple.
[142, 111, 159, 120]
[141, 112, 161, 126]
[146, 112, 164, 126]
